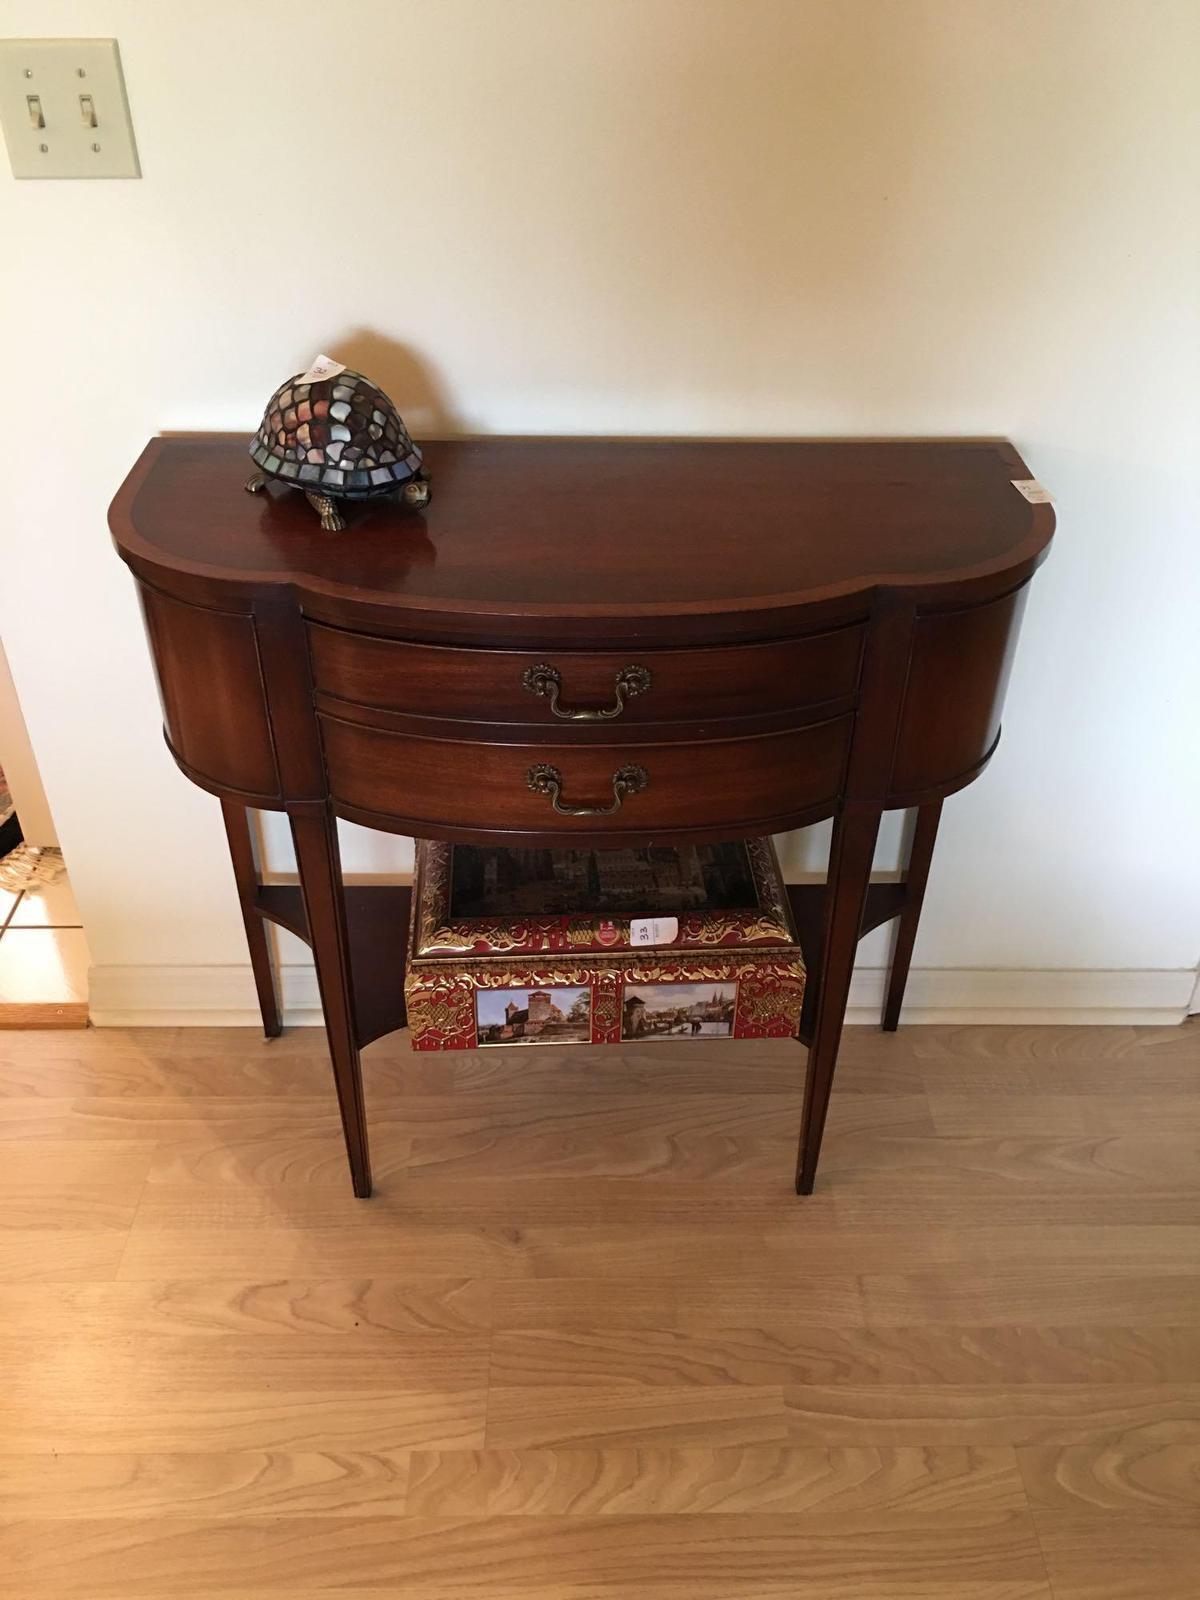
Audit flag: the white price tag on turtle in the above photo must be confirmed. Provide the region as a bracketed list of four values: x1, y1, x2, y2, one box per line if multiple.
[297, 354, 347, 384]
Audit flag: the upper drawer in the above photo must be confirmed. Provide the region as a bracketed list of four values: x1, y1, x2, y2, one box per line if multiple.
[307, 622, 864, 727]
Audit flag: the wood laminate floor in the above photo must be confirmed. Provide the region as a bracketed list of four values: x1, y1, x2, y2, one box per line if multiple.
[2, 1020, 1199, 1598]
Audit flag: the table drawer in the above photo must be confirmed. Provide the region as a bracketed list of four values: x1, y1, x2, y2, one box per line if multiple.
[307, 622, 863, 728]
[320, 712, 851, 839]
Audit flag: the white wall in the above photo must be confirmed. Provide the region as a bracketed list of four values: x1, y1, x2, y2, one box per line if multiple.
[1, 0, 1196, 1019]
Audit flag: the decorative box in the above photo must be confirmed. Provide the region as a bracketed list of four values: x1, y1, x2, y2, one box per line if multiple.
[405, 838, 805, 1050]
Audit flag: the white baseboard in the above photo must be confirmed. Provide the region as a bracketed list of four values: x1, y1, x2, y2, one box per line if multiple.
[88, 962, 1197, 1029]
[89, 963, 325, 1029]
[844, 966, 1193, 1026]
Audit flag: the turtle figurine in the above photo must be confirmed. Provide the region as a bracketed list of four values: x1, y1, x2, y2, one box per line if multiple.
[245, 361, 430, 532]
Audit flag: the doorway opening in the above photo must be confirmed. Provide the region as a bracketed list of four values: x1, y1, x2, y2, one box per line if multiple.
[0, 645, 89, 1027]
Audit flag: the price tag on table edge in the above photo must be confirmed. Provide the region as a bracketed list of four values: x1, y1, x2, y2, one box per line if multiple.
[1011, 479, 1054, 505]
[630, 916, 680, 947]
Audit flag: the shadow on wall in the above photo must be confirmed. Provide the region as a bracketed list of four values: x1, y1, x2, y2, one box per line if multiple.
[323, 329, 464, 439]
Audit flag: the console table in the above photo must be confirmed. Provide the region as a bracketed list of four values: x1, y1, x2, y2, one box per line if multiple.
[111, 434, 1053, 1198]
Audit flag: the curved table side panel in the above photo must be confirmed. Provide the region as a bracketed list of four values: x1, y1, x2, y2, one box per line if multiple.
[138, 583, 280, 800]
[888, 584, 1030, 802]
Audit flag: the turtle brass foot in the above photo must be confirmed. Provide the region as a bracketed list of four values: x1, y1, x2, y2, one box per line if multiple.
[402, 470, 432, 509]
[244, 471, 267, 494]
[305, 491, 346, 533]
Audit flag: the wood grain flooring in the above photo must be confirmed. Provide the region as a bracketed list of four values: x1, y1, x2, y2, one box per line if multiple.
[1, 1019, 1198, 1598]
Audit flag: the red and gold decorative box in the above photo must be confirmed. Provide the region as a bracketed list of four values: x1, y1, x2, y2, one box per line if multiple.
[405, 838, 805, 1050]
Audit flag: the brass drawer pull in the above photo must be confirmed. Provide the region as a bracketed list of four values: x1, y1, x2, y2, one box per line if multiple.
[522, 662, 652, 721]
[526, 762, 649, 816]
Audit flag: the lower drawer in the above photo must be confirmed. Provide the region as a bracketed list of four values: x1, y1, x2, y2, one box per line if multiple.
[319, 713, 851, 838]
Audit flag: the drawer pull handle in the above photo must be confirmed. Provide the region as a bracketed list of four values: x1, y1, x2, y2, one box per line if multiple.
[526, 762, 649, 816]
[522, 663, 652, 721]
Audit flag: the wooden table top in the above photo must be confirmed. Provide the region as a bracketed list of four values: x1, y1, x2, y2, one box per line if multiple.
[111, 434, 1053, 644]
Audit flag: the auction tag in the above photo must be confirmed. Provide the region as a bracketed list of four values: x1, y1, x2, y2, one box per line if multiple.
[1011, 478, 1054, 505]
[298, 353, 347, 384]
[630, 916, 679, 947]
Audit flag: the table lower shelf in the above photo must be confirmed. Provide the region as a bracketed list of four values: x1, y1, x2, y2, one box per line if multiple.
[256, 884, 412, 1048]
[255, 879, 908, 1051]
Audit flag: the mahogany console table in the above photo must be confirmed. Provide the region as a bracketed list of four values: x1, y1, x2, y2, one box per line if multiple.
[111, 435, 1053, 1198]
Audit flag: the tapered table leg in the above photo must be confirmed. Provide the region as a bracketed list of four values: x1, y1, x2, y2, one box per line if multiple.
[882, 798, 943, 1032]
[290, 805, 372, 1198]
[220, 800, 281, 1040]
[796, 806, 882, 1195]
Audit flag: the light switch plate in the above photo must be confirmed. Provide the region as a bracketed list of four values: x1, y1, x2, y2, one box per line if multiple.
[0, 37, 139, 178]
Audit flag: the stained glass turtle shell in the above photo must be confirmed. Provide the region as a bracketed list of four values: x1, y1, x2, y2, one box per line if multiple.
[245, 365, 430, 532]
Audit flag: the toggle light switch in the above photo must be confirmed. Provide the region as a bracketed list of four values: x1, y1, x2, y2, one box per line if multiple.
[0, 37, 140, 177]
